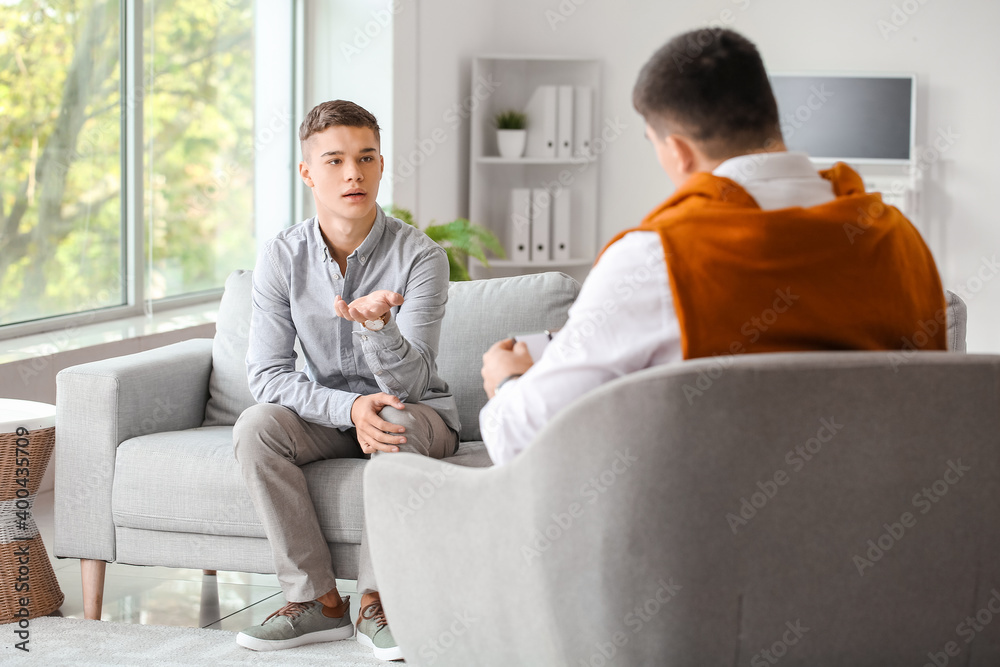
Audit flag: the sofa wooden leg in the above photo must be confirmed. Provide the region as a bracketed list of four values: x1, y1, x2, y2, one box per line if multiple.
[81, 559, 107, 620]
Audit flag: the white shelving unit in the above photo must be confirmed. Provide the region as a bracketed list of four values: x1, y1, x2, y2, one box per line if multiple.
[468, 55, 601, 282]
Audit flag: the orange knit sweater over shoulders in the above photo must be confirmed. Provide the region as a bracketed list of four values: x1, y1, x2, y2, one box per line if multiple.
[602, 162, 947, 360]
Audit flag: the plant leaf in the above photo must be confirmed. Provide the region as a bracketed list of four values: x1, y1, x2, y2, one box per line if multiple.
[494, 109, 527, 130]
[466, 221, 506, 258]
[389, 209, 504, 276]
[446, 247, 471, 281]
[387, 204, 416, 227]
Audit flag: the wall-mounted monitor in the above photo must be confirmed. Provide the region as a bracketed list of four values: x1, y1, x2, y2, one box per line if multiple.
[768, 73, 916, 164]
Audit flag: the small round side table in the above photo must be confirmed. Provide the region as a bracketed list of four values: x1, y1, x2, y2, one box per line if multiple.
[0, 399, 64, 621]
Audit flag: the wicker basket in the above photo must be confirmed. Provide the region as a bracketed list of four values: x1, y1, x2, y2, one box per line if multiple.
[0, 424, 55, 500]
[0, 425, 64, 621]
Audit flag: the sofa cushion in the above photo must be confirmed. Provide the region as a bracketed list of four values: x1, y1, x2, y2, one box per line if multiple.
[111, 427, 493, 541]
[438, 272, 580, 441]
[203, 270, 256, 426]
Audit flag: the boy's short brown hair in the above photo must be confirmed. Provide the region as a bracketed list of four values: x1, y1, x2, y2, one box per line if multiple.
[633, 29, 781, 160]
[299, 100, 381, 158]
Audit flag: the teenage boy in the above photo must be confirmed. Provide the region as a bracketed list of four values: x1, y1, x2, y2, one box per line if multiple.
[233, 100, 459, 661]
[480, 28, 946, 464]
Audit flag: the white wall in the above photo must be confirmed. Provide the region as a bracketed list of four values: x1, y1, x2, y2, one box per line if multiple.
[395, 0, 1000, 352]
[304, 0, 395, 211]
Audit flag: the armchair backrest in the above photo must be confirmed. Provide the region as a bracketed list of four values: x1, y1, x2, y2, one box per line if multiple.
[506, 350, 1000, 664]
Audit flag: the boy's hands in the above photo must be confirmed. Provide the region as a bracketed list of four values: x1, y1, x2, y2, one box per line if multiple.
[351, 392, 407, 454]
[334, 290, 404, 325]
[481, 338, 535, 399]
[340, 291, 407, 453]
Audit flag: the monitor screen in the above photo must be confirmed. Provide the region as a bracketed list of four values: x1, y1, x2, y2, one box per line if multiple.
[769, 74, 914, 163]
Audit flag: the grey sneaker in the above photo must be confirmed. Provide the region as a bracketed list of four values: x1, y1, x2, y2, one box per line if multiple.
[356, 599, 403, 661]
[236, 597, 354, 651]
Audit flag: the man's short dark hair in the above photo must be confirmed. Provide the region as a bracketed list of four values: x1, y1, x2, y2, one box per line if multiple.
[299, 100, 381, 158]
[633, 29, 782, 159]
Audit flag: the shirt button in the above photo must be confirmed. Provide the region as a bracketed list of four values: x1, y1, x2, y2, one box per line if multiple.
[360, 255, 366, 263]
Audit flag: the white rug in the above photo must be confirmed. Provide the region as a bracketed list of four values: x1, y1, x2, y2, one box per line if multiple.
[0, 616, 391, 666]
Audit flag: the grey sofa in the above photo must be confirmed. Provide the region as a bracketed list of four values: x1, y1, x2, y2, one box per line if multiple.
[53, 270, 580, 619]
[363, 344, 1000, 667]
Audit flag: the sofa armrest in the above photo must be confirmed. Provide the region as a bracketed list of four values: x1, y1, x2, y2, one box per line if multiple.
[54, 338, 214, 561]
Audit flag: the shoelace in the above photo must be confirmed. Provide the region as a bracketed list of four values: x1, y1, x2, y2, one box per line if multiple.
[360, 601, 388, 629]
[263, 601, 314, 625]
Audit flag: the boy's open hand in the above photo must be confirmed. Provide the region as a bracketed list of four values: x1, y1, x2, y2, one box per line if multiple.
[334, 290, 404, 325]
[351, 392, 407, 454]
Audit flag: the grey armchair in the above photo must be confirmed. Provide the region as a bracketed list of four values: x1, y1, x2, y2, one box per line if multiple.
[363, 300, 993, 666]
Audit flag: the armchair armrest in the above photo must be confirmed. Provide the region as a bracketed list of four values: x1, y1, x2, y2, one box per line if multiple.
[364, 454, 535, 664]
[54, 338, 214, 561]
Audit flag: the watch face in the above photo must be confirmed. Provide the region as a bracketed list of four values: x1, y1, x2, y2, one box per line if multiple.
[364, 318, 384, 331]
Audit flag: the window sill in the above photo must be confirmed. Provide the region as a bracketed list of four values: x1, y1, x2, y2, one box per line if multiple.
[0, 300, 220, 364]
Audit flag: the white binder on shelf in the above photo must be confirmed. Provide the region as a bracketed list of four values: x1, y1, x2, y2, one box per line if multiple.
[557, 85, 574, 159]
[552, 187, 571, 261]
[530, 188, 552, 261]
[524, 85, 558, 158]
[573, 86, 593, 158]
[510, 188, 532, 262]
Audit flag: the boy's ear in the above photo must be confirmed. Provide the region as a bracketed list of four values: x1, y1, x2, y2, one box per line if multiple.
[298, 160, 314, 187]
[667, 134, 697, 176]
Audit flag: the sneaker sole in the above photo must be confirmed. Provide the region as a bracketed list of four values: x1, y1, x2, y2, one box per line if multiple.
[357, 631, 404, 661]
[236, 624, 355, 652]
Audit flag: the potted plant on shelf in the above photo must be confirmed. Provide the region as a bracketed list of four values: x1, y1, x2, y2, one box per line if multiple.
[389, 206, 506, 281]
[494, 109, 528, 159]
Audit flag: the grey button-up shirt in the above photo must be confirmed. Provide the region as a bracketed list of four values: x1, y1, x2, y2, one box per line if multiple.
[246, 206, 460, 433]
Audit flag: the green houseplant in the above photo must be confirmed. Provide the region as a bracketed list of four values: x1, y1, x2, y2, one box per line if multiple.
[494, 109, 527, 130]
[389, 205, 506, 281]
[494, 109, 528, 159]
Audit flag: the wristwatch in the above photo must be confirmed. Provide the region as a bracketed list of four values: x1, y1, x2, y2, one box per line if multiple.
[363, 313, 390, 331]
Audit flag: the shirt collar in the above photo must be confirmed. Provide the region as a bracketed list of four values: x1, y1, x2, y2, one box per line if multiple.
[712, 151, 820, 186]
[309, 205, 387, 263]
[349, 205, 387, 264]
[309, 216, 329, 261]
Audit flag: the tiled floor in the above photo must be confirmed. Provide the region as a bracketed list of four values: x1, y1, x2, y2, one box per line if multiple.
[32, 490, 362, 632]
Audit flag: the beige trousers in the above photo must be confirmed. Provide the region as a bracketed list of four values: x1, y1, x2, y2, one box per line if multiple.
[233, 401, 457, 601]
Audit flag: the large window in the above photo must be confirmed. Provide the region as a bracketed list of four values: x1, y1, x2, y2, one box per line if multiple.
[145, 0, 255, 299]
[0, 0, 124, 326]
[0, 0, 279, 331]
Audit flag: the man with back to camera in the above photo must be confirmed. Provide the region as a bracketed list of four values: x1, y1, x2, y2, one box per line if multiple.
[479, 28, 946, 463]
[233, 100, 459, 661]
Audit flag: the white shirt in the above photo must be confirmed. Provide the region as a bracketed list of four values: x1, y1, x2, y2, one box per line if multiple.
[480, 152, 836, 466]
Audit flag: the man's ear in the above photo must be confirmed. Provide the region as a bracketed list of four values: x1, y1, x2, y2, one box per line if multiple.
[666, 134, 698, 177]
[298, 160, 314, 188]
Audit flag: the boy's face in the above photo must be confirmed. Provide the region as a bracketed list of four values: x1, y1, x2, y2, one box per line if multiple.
[299, 125, 384, 226]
